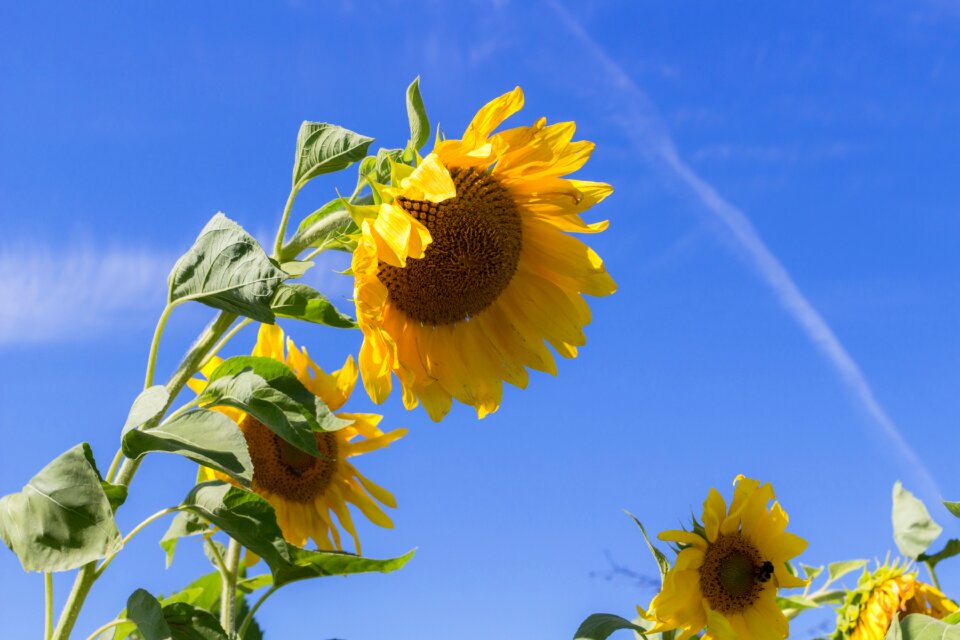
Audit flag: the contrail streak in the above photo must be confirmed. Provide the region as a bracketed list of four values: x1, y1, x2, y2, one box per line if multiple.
[547, 1, 940, 500]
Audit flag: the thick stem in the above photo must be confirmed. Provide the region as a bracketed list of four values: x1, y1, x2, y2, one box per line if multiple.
[144, 304, 174, 389]
[52, 312, 237, 640]
[237, 585, 278, 639]
[45, 573, 54, 640]
[220, 538, 243, 636]
[272, 186, 300, 258]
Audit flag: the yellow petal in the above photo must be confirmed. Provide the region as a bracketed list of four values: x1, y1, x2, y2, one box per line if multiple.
[462, 86, 524, 148]
[400, 153, 456, 203]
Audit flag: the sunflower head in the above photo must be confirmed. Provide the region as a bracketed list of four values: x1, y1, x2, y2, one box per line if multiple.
[832, 560, 958, 640]
[639, 476, 808, 640]
[349, 87, 616, 421]
[189, 323, 406, 553]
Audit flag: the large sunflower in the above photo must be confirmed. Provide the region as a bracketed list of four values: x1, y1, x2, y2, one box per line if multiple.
[189, 324, 406, 553]
[833, 561, 957, 640]
[350, 87, 616, 421]
[639, 476, 808, 640]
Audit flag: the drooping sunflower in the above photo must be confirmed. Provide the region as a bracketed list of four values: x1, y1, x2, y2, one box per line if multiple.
[833, 560, 957, 640]
[639, 476, 808, 640]
[350, 87, 616, 421]
[189, 323, 406, 553]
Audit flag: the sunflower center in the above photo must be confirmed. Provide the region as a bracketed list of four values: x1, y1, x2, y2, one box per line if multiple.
[378, 167, 523, 325]
[699, 533, 770, 614]
[239, 416, 339, 503]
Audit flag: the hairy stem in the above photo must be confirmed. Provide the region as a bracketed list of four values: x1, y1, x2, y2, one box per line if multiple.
[272, 186, 300, 258]
[45, 573, 54, 640]
[220, 538, 243, 636]
[144, 304, 174, 389]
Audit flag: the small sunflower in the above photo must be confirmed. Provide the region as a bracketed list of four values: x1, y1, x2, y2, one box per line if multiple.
[833, 560, 957, 640]
[639, 476, 808, 640]
[189, 323, 406, 553]
[350, 87, 616, 421]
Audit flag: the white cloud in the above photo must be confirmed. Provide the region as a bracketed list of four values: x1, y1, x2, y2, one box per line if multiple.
[0, 243, 171, 345]
[547, 1, 941, 501]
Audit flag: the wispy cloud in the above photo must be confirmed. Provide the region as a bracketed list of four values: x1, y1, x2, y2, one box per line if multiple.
[547, 1, 941, 500]
[0, 243, 172, 345]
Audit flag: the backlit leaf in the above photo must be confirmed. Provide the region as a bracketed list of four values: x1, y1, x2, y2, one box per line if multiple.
[292, 122, 373, 188]
[893, 482, 942, 559]
[271, 283, 356, 328]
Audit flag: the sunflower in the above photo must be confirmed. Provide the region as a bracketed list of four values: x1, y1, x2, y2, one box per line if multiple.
[833, 560, 957, 640]
[349, 87, 616, 421]
[188, 323, 406, 553]
[639, 476, 808, 640]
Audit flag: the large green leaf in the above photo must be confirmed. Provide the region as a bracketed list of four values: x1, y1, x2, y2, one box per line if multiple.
[181, 482, 413, 587]
[574, 614, 647, 640]
[292, 122, 373, 188]
[122, 409, 253, 487]
[271, 283, 356, 328]
[0, 443, 121, 572]
[919, 539, 960, 571]
[124, 589, 228, 640]
[201, 356, 349, 456]
[893, 482, 942, 559]
[405, 77, 430, 153]
[899, 614, 960, 639]
[168, 213, 287, 323]
[122, 386, 170, 434]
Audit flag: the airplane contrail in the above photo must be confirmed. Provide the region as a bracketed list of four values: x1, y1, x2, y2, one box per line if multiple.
[546, 0, 941, 502]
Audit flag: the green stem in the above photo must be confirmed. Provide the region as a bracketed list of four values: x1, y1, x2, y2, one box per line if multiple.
[83, 618, 130, 640]
[925, 560, 942, 591]
[272, 186, 300, 258]
[45, 573, 54, 640]
[204, 537, 229, 578]
[52, 311, 237, 640]
[199, 317, 252, 370]
[163, 397, 199, 424]
[220, 538, 243, 635]
[103, 449, 124, 484]
[237, 585, 278, 638]
[144, 304, 174, 389]
[279, 209, 354, 262]
[95, 507, 179, 578]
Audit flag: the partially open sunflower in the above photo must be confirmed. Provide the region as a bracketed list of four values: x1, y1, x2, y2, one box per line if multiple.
[350, 87, 616, 421]
[639, 476, 808, 640]
[189, 323, 406, 553]
[833, 560, 957, 640]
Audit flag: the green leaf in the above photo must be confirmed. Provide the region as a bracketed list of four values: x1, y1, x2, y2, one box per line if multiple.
[181, 482, 413, 587]
[887, 618, 904, 640]
[893, 481, 943, 559]
[943, 500, 960, 519]
[899, 613, 960, 639]
[827, 559, 868, 584]
[210, 356, 350, 436]
[294, 198, 345, 238]
[944, 611, 960, 625]
[161, 602, 229, 640]
[101, 481, 129, 513]
[168, 213, 287, 323]
[159, 511, 209, 568]
[292, 122, 374, 188]
[405, 77, 430, 152]
[801, 564, 824, 582]
[574, 613, 647, 640]
[624, 511, 670, 582]
[127, 589, 172, 640]
[0, 443, 121, 572]
[278, 260, 313, 278]
[271, 283, 356, 328]
[363, 147, 405, 185]
[122, 409, 253, 487]
[918, 538, 960, 571]
[122, 385, 170, 434]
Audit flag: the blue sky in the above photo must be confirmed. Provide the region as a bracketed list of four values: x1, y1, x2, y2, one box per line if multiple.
[1, 1, 959, 638]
